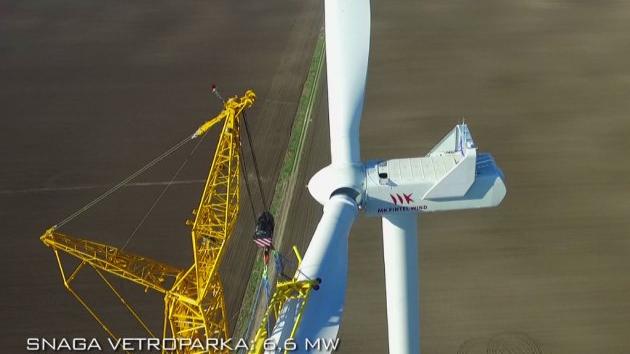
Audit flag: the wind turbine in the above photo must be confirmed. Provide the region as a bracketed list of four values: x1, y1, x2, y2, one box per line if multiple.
[267, 0, 506, 353]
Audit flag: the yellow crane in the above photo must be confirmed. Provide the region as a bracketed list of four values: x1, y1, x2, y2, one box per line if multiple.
[41, 90, 256, 353]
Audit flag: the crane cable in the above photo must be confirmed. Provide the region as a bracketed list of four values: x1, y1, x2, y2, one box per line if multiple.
[241, 111, 315, 280]
[53, 134, 195, 230]
[121, 133, 207, 250]
[238, 111, 272, 236]
[239, 139, 258, 220]
[242, 112, 268, 211]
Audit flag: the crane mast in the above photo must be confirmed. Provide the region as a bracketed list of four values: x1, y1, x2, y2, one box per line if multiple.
[41, 90, 256, 353]
[166, 89, 255, 343]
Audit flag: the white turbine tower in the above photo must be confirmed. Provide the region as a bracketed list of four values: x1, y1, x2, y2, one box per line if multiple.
[268, 0, 506, 353]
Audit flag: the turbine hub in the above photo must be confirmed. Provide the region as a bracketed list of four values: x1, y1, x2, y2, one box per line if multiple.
[307, 163, 365, 205]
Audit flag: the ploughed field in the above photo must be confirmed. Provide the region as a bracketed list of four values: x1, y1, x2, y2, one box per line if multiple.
[3, 1, 630, 353]
[0, 1, 321, 351]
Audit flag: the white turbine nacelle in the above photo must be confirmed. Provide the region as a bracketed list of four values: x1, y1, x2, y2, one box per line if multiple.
[363, 123, 506, 215]
[308, 123, 506, 215]
[303, 122, 505, 354]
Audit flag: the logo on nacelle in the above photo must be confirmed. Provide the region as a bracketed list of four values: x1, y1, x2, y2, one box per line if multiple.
[390, 193, 414, 205]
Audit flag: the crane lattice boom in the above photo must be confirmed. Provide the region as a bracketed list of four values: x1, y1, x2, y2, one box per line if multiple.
[40, 90, 256, 353]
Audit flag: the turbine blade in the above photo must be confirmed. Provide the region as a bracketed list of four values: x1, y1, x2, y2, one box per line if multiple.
[325, 0, 370, 164]
[382, 213, 420, 354]
[268, 194, 358, 353]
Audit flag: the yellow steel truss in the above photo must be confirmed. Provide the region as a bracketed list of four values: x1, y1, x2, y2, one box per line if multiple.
[248, 247, 320, 354]
[40, 90, 256, 353]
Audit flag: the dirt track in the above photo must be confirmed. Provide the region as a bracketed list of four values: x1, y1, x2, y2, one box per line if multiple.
[281, 1, 630, 353]
[0, 1, 321, 351]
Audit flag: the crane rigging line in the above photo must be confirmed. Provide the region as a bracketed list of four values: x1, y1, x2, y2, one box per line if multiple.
[121, 133, 207, 251]
[239, 140, 258, 220]
[242, 113, 315, 282]
[240, 112, 317, 281]
[53, 134, 195, 230]
[242, 112, 268, 211]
